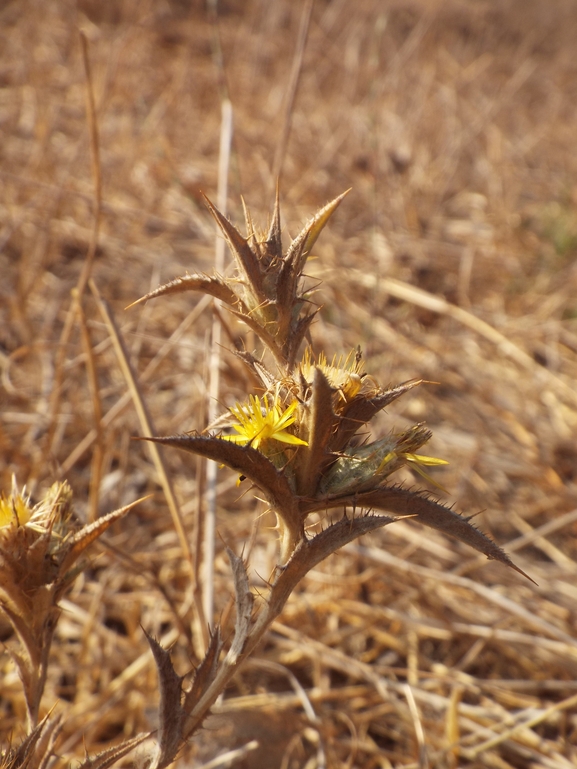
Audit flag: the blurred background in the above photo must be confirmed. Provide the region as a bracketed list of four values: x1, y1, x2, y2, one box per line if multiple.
[1, 0, 577, 766]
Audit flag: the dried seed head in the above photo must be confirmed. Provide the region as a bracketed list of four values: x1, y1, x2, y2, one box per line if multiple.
[0, 480, 73, 594]
[298, 348, 381, 406]
[319, 424, 442, 496]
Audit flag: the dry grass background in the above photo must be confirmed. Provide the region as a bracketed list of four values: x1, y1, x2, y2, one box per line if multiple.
[2, 0, 577, 766]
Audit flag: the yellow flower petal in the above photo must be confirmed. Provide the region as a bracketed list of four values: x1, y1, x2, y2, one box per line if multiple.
[222, 394, 308, 452]
[402, 453, 449, 467]
[402, 453, 449, 492]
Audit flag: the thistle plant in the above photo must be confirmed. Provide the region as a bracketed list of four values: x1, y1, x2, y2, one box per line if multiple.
[131, 191, 531, 767]
[0, 478, 145, 765]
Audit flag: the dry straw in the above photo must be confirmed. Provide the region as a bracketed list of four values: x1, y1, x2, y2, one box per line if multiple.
[2, 1, 577, 768]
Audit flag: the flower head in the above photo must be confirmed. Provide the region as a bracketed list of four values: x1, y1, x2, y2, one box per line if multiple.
[300, 349, 373, 404]
[320, 424, 448, 496]
[225, 394, 308, 453]
[0, 478, 31, 528]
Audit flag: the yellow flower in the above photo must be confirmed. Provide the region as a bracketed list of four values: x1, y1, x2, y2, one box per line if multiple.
[400, 452, 449, 491]
[300, 349, 367, 401]
[225, 395, 308, 452]
[0, 480, 31, 528]
[298, 349, 383, 416]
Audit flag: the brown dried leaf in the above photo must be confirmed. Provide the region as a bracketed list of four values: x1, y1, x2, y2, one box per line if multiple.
[183, 627, 222, 714]
[226, 549, 254, 664]
[127, 273, 242, 310]
[145, 632, 184, 769]
[202, 194, 265, 301]
[58, 496, 148, 577]
[138, 435, 296, 518]
[74, 734, 150, 769]
[305, 487, 534, 582]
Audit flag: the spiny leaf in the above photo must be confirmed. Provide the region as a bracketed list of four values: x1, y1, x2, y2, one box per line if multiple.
[75, 734, 150, 769]
[265, 183, 282, 260]
[270, 513, 398, 609]
[282, 308, 319, 369]
[228, 307, 285, 368]
[145, 631, 184, 769]
[226, 549, 254, 663]
[279, 190, 351, 304]
[285, 189, 351, 276]
[58, 496, 148, 576]
[202, 194, 266, 301]
[333, 379, 424, 452]
[365, 379, 426, 416]
[241, 195, 256, 247]
[304, 487, 534, 583]
[0, 559, 37, 622]
[296, 367, 335, 497]
[0, 713, 59, 769]
[25, 712, 61, 769]
[235, 351, 277, 391]
[183, 627, 222, 714]
[138, 434, 296, 516]
[302, 513, 398, 571]
[1, 603, 40, 669]
[126, 273, 241, 310]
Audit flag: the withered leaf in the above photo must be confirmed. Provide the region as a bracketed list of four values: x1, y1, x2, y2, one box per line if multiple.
[183, 627, 222, 714]
[138, 434, 295, 514]
[305, 487, 534, 583]
[202, 194, 266, 301]
[226, 548, 254, 663]
[58, 497, 146, 577]
[145, 632, 184, 769]
[127, 273, 242, 310]
[75, 733, 150, 769]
